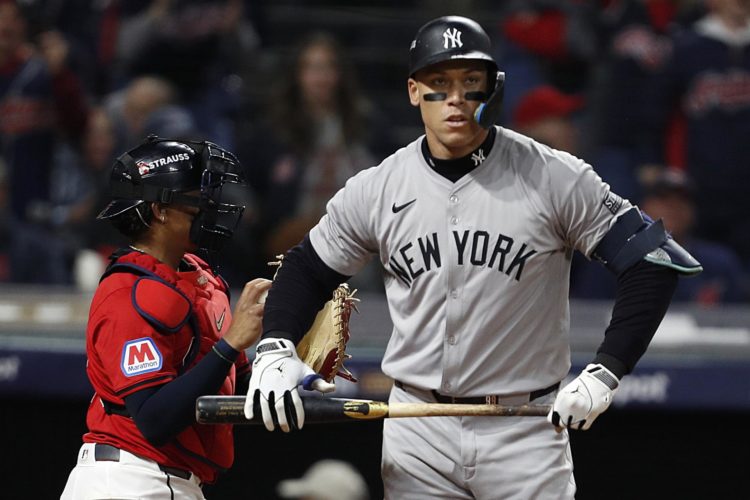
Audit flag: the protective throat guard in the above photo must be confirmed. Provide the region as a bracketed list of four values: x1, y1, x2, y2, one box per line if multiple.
[592, 207, 703, 276]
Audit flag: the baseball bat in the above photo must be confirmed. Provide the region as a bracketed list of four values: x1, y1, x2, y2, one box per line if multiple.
[196, 395, 552, 424]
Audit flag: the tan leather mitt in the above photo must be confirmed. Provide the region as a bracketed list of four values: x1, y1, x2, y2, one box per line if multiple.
[268, 256, 359, 383]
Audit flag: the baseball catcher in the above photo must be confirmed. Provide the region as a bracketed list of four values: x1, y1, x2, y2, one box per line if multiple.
[61, 136, 272, 499]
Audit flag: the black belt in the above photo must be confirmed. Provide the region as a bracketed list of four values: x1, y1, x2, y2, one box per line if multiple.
[394, 380, 559, 404]
[94, 443, 193, 481]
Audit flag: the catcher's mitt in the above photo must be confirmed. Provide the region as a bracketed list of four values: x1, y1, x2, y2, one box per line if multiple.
[268, 256, 359, 383]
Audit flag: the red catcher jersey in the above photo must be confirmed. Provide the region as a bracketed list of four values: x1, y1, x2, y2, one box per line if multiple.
[82, 251, 248, 484]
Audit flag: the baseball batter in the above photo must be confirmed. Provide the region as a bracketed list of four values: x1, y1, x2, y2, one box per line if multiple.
[244, 16, 701, 499]
[61, 137, 271, 499]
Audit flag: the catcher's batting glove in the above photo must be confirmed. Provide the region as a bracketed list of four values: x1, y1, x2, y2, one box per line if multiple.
[548, 363, 619, 432]
[244, 338, 335, 432]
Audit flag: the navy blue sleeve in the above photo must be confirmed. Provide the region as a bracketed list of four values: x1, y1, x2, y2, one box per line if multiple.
[594, 260, 678, 378]
[124, 338, 239, 446]
[261, 234, 350, 343]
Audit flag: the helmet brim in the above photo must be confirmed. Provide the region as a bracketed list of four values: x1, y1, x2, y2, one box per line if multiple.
[410, 51, 497, 77]
[96, 199, 144, 219]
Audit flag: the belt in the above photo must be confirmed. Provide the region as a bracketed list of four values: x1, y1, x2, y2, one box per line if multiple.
[394, 380, 559, 405]
[94, 443, 193, 481]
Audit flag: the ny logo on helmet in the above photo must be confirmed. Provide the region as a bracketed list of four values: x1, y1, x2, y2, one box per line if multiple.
[443, 27, 463, 49]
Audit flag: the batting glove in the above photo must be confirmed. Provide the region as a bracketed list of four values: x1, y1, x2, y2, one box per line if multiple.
[548, 363, 620, 432]
[244, 338, 335, 432]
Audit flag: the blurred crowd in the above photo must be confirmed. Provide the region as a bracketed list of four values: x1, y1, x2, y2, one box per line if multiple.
[0, 0, 747, 307]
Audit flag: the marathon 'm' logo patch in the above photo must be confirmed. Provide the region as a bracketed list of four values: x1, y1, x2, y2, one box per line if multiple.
[121, 338, 163, 377]
[602, 190, 623, 215]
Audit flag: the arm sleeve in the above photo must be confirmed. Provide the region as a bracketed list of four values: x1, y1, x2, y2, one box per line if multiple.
[123, 338, 239, 445]
[593, 260, 678, 378]
[261, 234, 350, 343]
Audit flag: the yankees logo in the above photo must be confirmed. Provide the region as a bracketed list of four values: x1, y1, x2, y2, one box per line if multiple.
[443, 27, 462, 49]
[471, 149, 486, 166]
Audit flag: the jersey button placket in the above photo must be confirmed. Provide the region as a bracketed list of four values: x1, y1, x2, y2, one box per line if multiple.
[449, 193, 460, 225]
[442, 191, 462, 396]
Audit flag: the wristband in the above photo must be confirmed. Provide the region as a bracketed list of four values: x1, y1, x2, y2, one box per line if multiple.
[212, 338, 239, 365]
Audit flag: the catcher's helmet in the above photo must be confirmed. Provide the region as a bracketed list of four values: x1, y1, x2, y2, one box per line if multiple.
[97, 135, 246, 253]
[408, 15, 497, 76]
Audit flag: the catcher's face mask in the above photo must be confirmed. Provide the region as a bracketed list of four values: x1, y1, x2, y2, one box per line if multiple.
[187, 143, 246, 254]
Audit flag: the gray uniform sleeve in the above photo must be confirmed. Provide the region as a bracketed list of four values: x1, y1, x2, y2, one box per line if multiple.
[309, 168, 379, 276]
[546, 151, 632, 256]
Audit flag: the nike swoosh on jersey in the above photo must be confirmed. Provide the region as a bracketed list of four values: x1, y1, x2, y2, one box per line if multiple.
[215, 309, 226, 332]
[392, 199, 417, 213]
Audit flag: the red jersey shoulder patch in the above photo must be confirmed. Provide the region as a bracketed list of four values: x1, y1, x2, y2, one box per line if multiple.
[121, 338, 163, 377]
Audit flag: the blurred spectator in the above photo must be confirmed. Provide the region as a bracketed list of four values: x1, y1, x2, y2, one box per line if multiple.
[276, 459, 369, 500]
[35, 28, 89, 143]
[242, 31, 394, 282]
[494, 0, 599, 124]
[583, 0, 705, 205]
[114, 0, 260, 148]
[0, 0, 56, 223]
[0, 0, 89, 284]
[643, 0, 750, 265]
[50, 106, 126, 287]
[103, 75, 199, 154]
[22, 0, 123, 97]
[512, 84, 584, 154]
[571, 168, 747, 305]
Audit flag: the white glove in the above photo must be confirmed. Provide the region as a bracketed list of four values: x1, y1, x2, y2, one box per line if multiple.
[244, 337, 335, 432]
[548, 363, 620, 432]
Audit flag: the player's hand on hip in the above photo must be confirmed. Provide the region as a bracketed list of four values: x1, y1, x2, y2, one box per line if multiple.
[244, 337, 335, 432]
[222, 278, 272, 352]
[548, 363, 619, 432]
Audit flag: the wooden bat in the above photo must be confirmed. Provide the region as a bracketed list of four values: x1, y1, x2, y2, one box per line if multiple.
[196, 395, 552, 424]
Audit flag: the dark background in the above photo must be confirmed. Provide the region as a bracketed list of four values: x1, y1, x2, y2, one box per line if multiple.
[5, 395, 745, 499]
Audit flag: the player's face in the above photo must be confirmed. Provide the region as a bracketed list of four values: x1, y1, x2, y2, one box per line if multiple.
[408, 60, 489, 159]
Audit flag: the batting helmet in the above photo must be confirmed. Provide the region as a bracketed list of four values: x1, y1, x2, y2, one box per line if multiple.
[408, 16, 497, 77]
[97, 135, 246, 253]
[409, 16, 505, 128]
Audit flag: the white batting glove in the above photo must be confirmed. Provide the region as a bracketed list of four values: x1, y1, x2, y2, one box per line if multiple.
[244, 338, 335, 432]
[548, 363, 620, 432]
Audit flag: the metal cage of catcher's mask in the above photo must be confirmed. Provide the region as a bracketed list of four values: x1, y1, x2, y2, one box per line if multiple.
[188, 143, 246, 254]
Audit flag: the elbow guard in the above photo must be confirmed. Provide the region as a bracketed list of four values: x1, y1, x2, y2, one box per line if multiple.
[592, 208, 703, 276]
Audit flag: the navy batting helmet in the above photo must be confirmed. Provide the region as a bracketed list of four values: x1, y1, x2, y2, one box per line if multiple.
[98, 135, 246, 253]
[408, 16, 498, 77]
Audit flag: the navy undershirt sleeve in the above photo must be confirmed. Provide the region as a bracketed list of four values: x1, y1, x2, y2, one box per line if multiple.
[261, 234, 350, 343]
[124, 338, 239, 446]
[594, 260, 678, 378]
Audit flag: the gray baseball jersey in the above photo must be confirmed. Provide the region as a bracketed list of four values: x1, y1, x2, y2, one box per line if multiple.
[309, 125, 632, 396]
